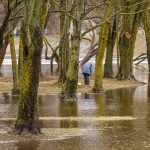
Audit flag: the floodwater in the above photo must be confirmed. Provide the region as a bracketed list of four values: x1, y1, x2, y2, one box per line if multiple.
[0, 86, 150, 149]
[0, 64, 149, 150]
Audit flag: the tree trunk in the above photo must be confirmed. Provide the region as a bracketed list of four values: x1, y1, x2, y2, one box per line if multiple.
[9, 32, 19, 95]
[62, 0, 85, 100]
[14, 0, 48, 134]
[58, 0, 70, 83]
[117, 31, 133, 80]
[117, 1, 141, 80]
[80, 43, 98, 66]
[18, 31, 24, 88]
[104, 18, 116, 78]
[143, 10, 150, 71]
[129, 6, 143, 72]
[0, 36, 9, 70]
[93, 0, 116, 93]
[0, 47, 6, 70]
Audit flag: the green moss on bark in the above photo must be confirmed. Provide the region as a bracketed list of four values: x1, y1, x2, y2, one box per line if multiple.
[14, 0, 49, 134]
[117, 1, 142, 80]
[61, 0, 85, 100]
[93, 0, 116, 93]
[9, 32, 19, 95]
[104, 18, 116, 78]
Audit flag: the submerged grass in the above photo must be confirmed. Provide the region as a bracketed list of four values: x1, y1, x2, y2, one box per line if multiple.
[0, 128, 95, 143]
[0, 116, 136, 123]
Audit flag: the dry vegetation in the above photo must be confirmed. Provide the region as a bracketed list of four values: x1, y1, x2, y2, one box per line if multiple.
[0, 76, 143, 95]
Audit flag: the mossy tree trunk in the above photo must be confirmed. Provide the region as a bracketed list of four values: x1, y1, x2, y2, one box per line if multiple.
[117, 6, 132, 80]
[129, 5, 143, 70]
[0, 20, 8, 70]
[58, 0, 71, 83]
[62, 0, 85, 100]
[18, 32, 24, 88]
[9, 31, 19, 95]
[0, 35, 9, 70]
[143, 10, 150, 71]
[117, 2, 142, 80]
[14, 0, 49, 134]
[93, 0, 116, 93]
[104, 18, 116, 78]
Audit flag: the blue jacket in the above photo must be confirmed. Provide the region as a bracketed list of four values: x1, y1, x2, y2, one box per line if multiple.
[82, 62, 93, 75]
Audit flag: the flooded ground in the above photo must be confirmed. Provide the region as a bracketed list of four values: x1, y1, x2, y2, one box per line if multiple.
[0, 64, 149, 149]
[0, 86, 150, 149]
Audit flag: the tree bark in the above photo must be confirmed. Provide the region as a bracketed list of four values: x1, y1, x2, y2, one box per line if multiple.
[62, 0, 85, 100]
[0, 1, 22, 71]
[143, 10, 150, 71]
[104, 18, 116, 78]
[18, 32, 24, 88]
[0, 35, 9, 70]
[58, 0, 71, 83]
[14, 0, 48, 134]
[93, 0, 116, 93]
[9, 32, 19, 95]
[117, 1, 142, 80]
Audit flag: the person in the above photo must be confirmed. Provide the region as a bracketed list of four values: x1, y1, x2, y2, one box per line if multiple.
[81, 61, 93, 85]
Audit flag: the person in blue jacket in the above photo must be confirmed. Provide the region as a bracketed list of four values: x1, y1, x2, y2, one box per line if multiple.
[81, 61, 93, 85]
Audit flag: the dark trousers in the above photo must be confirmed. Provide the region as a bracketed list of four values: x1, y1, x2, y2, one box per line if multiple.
[83, 73, 90, 85]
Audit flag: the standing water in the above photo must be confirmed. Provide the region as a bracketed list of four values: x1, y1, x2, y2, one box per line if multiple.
[0, 86, 150, 149]
[0, 65, 149, 150]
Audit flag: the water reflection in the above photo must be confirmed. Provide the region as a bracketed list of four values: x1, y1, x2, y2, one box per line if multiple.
[146, 85, 150, 130]
[0, 65, 59, 77]
[93, 94, 105, 116]
[59, 100, 78, 128]
[38, 95, 60, 128]
[0, 93, 17, 119]
[15, 141, 40, 150]
[109, 88, 135, 116]
[148, 73, 150, 86]
[148, 86, 150, 101]
[0, 85, 150, 149]
[97, 88, 135, 139]
[82, 93, 90, 100]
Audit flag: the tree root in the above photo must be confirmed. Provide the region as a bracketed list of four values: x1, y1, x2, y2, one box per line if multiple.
[117, 73, 136, 81]
[127, 74, 136, 81]
[8, 121, 42, 135]
[13, 125, 42, 135]
[92, 87, 104, 93]
[103, 74, 114, 79]
[12, 88, 20, 96]
[60, 91, 77, 101]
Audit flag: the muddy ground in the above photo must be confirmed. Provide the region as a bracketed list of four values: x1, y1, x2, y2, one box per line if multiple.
[0, 76, 144, 95]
